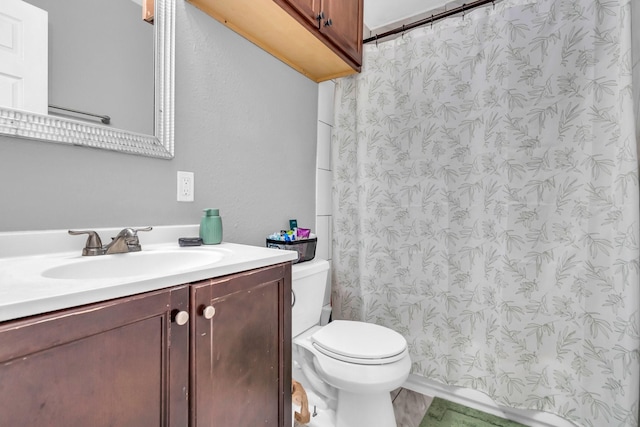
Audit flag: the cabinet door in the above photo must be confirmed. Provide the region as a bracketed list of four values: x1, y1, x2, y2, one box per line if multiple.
[320, 0, 363, 66]
[0, 286, 190, 427]
[191, 263, 292, 427]
[275, 0, 322, 29]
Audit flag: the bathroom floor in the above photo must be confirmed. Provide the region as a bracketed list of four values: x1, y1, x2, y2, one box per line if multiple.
[391, 388, 434, 427]
[292, 386, 433, 427]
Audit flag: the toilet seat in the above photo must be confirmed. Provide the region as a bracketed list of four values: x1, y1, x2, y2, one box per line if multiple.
[311, 320, 407, 365]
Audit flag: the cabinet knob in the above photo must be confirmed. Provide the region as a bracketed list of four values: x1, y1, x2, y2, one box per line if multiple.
[324, 18, 333, 27]
[173, 310, 189, 326]
[202, 305, 216, 320]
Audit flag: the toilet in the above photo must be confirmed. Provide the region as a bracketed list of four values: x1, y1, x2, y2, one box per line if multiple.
[292, 259, 411, 427]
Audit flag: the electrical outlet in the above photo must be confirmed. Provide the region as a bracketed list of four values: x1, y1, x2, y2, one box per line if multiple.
[177, 171, 194, 202]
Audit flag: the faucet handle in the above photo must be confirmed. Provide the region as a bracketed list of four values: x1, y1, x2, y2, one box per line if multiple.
[130, 227, 152, 247]
[117, 226, 153, 238]
[68, 230, 105, 256]
[112, 227, 153, 252]
[132, 226, 153, 235]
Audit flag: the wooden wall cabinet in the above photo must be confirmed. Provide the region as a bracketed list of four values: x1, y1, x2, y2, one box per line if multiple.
[0, 263, 291, 427]
[278, 0, 363, 70]
[187, 0, 363, 82]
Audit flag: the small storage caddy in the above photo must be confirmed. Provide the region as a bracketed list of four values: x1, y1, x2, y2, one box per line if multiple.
[266, 237, 317, 264]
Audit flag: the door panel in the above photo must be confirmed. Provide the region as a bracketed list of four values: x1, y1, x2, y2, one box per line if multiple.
[0, 286, 189, 427]
[274, 0, 321, 29]
[191, 264, 291, 427]
[321, 0, 362, 65]
[0, 0, 48, 114]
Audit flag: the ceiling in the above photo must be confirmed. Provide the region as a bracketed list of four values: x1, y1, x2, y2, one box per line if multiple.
[363, 0, 465, 35]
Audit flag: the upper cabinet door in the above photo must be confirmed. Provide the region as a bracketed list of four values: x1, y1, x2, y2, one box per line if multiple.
[282, 0, 321, 28]
[320, 0, 363, 67]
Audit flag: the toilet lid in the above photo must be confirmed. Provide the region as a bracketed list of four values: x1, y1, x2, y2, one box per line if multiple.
[311, 320, 408, 365]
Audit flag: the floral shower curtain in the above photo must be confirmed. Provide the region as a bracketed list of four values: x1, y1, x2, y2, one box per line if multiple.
[332, 0, 639, 426]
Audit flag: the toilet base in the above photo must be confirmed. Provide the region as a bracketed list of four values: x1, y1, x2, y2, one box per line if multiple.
[335, 389, 397, 427]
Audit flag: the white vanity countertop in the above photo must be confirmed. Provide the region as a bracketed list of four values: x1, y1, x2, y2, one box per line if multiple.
[0, 225, 298, 322]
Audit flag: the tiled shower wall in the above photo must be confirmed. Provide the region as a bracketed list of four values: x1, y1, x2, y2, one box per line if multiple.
[316, 81, 334, 308]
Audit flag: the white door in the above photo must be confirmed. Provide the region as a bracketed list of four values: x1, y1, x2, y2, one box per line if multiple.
[0, 0, 47, 115]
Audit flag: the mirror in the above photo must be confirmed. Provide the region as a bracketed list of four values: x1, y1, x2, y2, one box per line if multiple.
[0, 0, 175, 159]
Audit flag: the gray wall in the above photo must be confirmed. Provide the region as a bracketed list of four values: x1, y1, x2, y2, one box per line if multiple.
[0, 1, 318, 247]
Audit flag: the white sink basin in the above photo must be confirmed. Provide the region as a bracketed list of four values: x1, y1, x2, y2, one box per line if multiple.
[42, 249, 226, 280]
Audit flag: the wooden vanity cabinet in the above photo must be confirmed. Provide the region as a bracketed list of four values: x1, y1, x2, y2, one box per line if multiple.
[0, 286, 190, 427]
[190, 262, 292, 427]
[186, 0, 362, 82]
[0, 262, 291, 427]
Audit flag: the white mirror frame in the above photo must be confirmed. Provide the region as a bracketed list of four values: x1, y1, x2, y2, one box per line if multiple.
[0, 0, 175, 159]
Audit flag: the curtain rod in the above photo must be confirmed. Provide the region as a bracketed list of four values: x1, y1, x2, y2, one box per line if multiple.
[364, 0, 498, 44]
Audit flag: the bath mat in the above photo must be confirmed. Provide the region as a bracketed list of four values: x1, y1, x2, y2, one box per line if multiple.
[420, 397, 527, 427]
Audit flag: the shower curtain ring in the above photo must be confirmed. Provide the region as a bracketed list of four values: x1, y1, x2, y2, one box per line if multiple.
[462, 3, 466, 20]
[431, 14, 434, 28]
[402, 24, 405, 38]
[492, 0, 495, 10]
[375, 34, 378, 47]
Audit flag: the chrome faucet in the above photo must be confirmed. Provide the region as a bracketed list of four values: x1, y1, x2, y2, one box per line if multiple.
[69, 227, 152, 256]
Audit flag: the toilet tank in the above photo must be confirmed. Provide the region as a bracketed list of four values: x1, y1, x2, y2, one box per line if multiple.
[291, 258, 330, 337]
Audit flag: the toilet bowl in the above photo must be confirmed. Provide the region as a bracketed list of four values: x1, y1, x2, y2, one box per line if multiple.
[292, 259, 411, 427]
